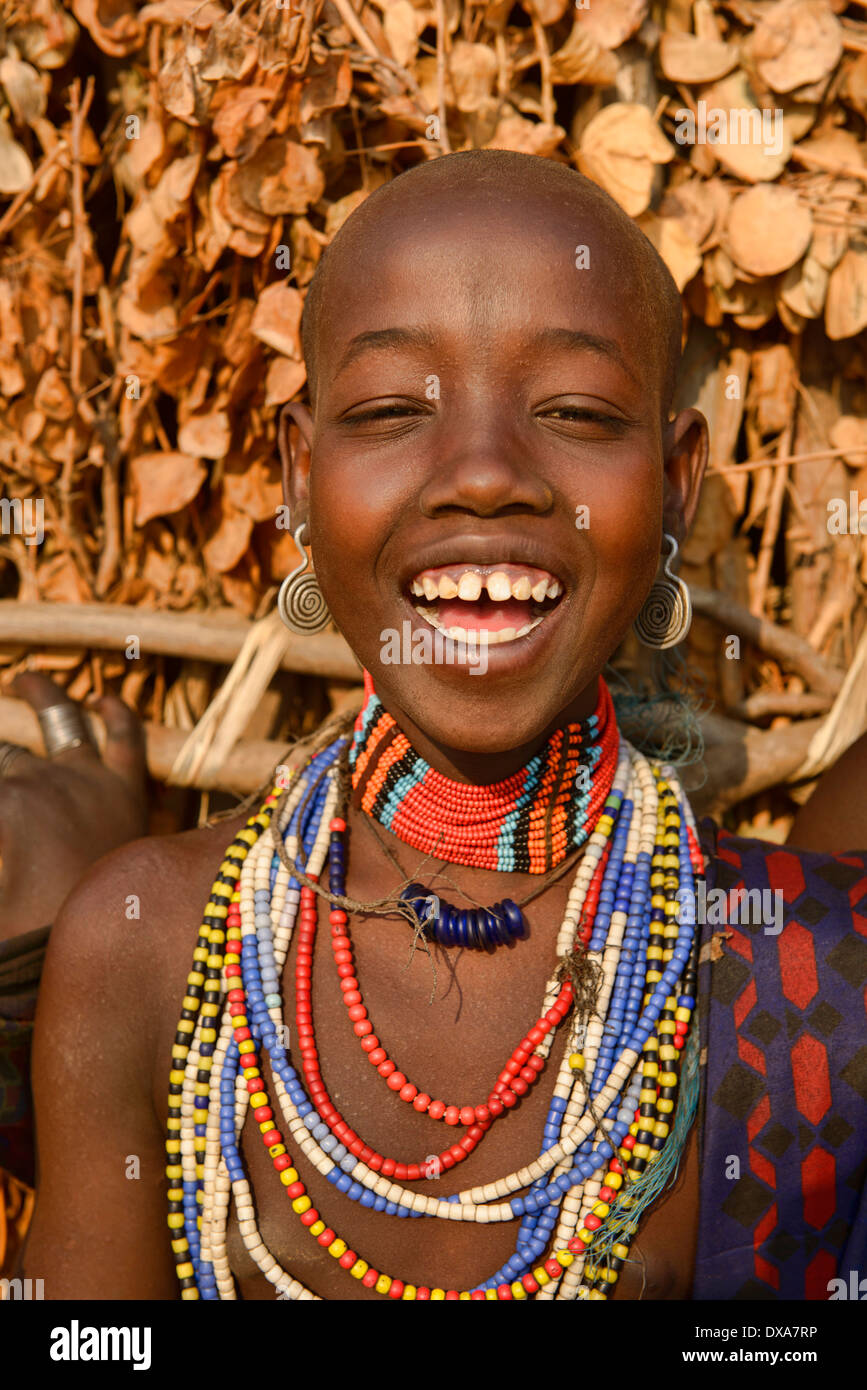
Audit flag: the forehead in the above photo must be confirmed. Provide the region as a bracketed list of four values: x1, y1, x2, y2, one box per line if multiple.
[319, 188, 655, 386]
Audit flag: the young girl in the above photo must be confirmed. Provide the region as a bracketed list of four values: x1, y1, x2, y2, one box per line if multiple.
[23, 150, 867, 1301]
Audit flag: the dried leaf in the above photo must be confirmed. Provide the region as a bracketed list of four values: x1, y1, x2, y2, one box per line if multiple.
[265, 356, 307, 406]
[139, 0, 226, 23]
[235, 137, 325, 216]
[658, 176, 730, 249]
[830, 415, 867, 469]
[0, 57, 48, 124]
[574, 0, 647, 50]
[724, 185, 813, 277]
[157, 44, 211, 126]
[696, 72, 794, 182]
[33, 366, 74, 420]
[250, 282, 304, 358]
[752, 0, 843, 95]
[381, 0, 419, 68]
[577, 103, 673, 217]
[658, 33, 738, 84]
[325, 188, 369, 236]
[825, 237, 867, 339]
[131, 451, 208, 525]
[71, 0, 142, 57]
[203, 504, 253, 573]
[484, 114, 566, 157]
[212, 87, 275, 160]
[548, 23, 619, 86]
[177, 409, 231, 459]
[10, 0, 79, 69]
[223, 453, 283, 521]
[448, 41, 498, 113]
[635, 211, 702, 291]
[118, 118, 165, 187]
[780, 254, 828, 318]
[299, 54, 352, 122]
[0, 116, 34, 194]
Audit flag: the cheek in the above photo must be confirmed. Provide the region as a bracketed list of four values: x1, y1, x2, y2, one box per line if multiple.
[307, 465, 386, 594]
[575, 458, 663, 601]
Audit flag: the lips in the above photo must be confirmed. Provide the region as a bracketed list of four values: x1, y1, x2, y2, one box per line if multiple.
[407, 562, 564, 646]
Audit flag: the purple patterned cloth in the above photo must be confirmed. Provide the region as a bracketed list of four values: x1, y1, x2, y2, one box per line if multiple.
[693, 822, 867, 1299]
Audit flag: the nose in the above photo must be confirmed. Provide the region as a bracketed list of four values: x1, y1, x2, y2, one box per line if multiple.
[417, 403, 553, 520]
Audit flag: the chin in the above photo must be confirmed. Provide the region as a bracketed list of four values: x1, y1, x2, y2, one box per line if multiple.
[371, 660, 596, 760]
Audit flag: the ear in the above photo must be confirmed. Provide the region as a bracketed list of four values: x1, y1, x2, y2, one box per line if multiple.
[277, 402, 314, 523]
[661, 407, 709, 544]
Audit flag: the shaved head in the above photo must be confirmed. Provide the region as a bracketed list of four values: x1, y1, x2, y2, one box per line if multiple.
[299, 149, 683, 419]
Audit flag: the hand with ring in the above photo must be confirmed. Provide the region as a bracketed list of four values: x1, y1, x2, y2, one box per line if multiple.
[0, 673, 148, 944]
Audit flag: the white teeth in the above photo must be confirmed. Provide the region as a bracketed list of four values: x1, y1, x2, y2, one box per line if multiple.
[414, 605, 545, 643]
[457, 572, 482, 601]
[486, 571, 511, 602]
[411, 569, 564, 605]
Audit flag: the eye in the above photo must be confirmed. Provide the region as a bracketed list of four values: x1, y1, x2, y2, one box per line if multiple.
[542, 407, 621, 425]
[345, 403, 420, 422]
[538, 404, 630, 435]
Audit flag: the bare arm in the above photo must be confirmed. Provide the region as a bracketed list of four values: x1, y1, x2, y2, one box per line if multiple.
[20, 841, 178, 1299]
[787, 729, 867, 853]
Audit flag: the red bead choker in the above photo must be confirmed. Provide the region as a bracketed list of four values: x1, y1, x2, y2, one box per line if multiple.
[347, 672, 619, 874]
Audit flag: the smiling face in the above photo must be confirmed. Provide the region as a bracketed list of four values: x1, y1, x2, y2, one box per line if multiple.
[281, 155, 707, 780]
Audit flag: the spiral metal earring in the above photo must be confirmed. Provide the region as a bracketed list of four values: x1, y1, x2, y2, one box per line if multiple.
[633, 533, 692, 649]
[277, 524, 331, 634]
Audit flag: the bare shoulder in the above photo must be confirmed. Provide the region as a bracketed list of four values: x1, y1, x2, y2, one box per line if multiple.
[23, 808, 252, 1297]
[40, 809, 250, 1058]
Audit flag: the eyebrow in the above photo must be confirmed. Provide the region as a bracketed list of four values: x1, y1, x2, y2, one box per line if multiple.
[334, 327, 438, 378]
[529, 327, 637, 384]
[332, 324, 638, 383]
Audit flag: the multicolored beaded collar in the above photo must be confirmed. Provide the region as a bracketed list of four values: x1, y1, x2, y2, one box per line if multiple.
[348, 670, 618, 874]
[166, 681, 704, 1301]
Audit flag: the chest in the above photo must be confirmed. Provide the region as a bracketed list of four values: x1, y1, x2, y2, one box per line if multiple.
[156, 816, 700, 1300]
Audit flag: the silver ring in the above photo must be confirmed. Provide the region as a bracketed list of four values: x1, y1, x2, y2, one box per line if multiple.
[36, 704, 90, 758]
[0, 742, 29, 777]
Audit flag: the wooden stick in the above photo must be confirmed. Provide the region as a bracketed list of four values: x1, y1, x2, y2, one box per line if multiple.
[732, 690, 833, 721]
[0, 690, 821, 810]
[689, 586, 844, 696]
[0, 602, 360, 681]
[0, 695, 298, 796]
[435, 0, 452, 153]
[689, 713, 826, 816]
[528, 3, 555, 127]
[706, 444, 867, 476]
[751, 338, 800, 617]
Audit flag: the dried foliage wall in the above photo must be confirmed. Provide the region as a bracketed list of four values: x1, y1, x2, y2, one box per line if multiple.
[1, 0, 867, 834]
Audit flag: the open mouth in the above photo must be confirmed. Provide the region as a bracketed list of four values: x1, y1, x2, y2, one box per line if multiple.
[407, 563, 564, 646]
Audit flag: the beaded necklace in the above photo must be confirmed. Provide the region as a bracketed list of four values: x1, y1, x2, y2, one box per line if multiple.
[349, 671, 618, 873]
[167, 680, 703, 1300]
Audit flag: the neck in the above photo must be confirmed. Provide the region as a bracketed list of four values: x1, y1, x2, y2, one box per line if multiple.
[359, 673, 602, 785]
[349, 674, 617, 875]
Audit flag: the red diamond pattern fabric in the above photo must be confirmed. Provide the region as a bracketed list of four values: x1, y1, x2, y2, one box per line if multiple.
[693, 823, 867, 1299]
